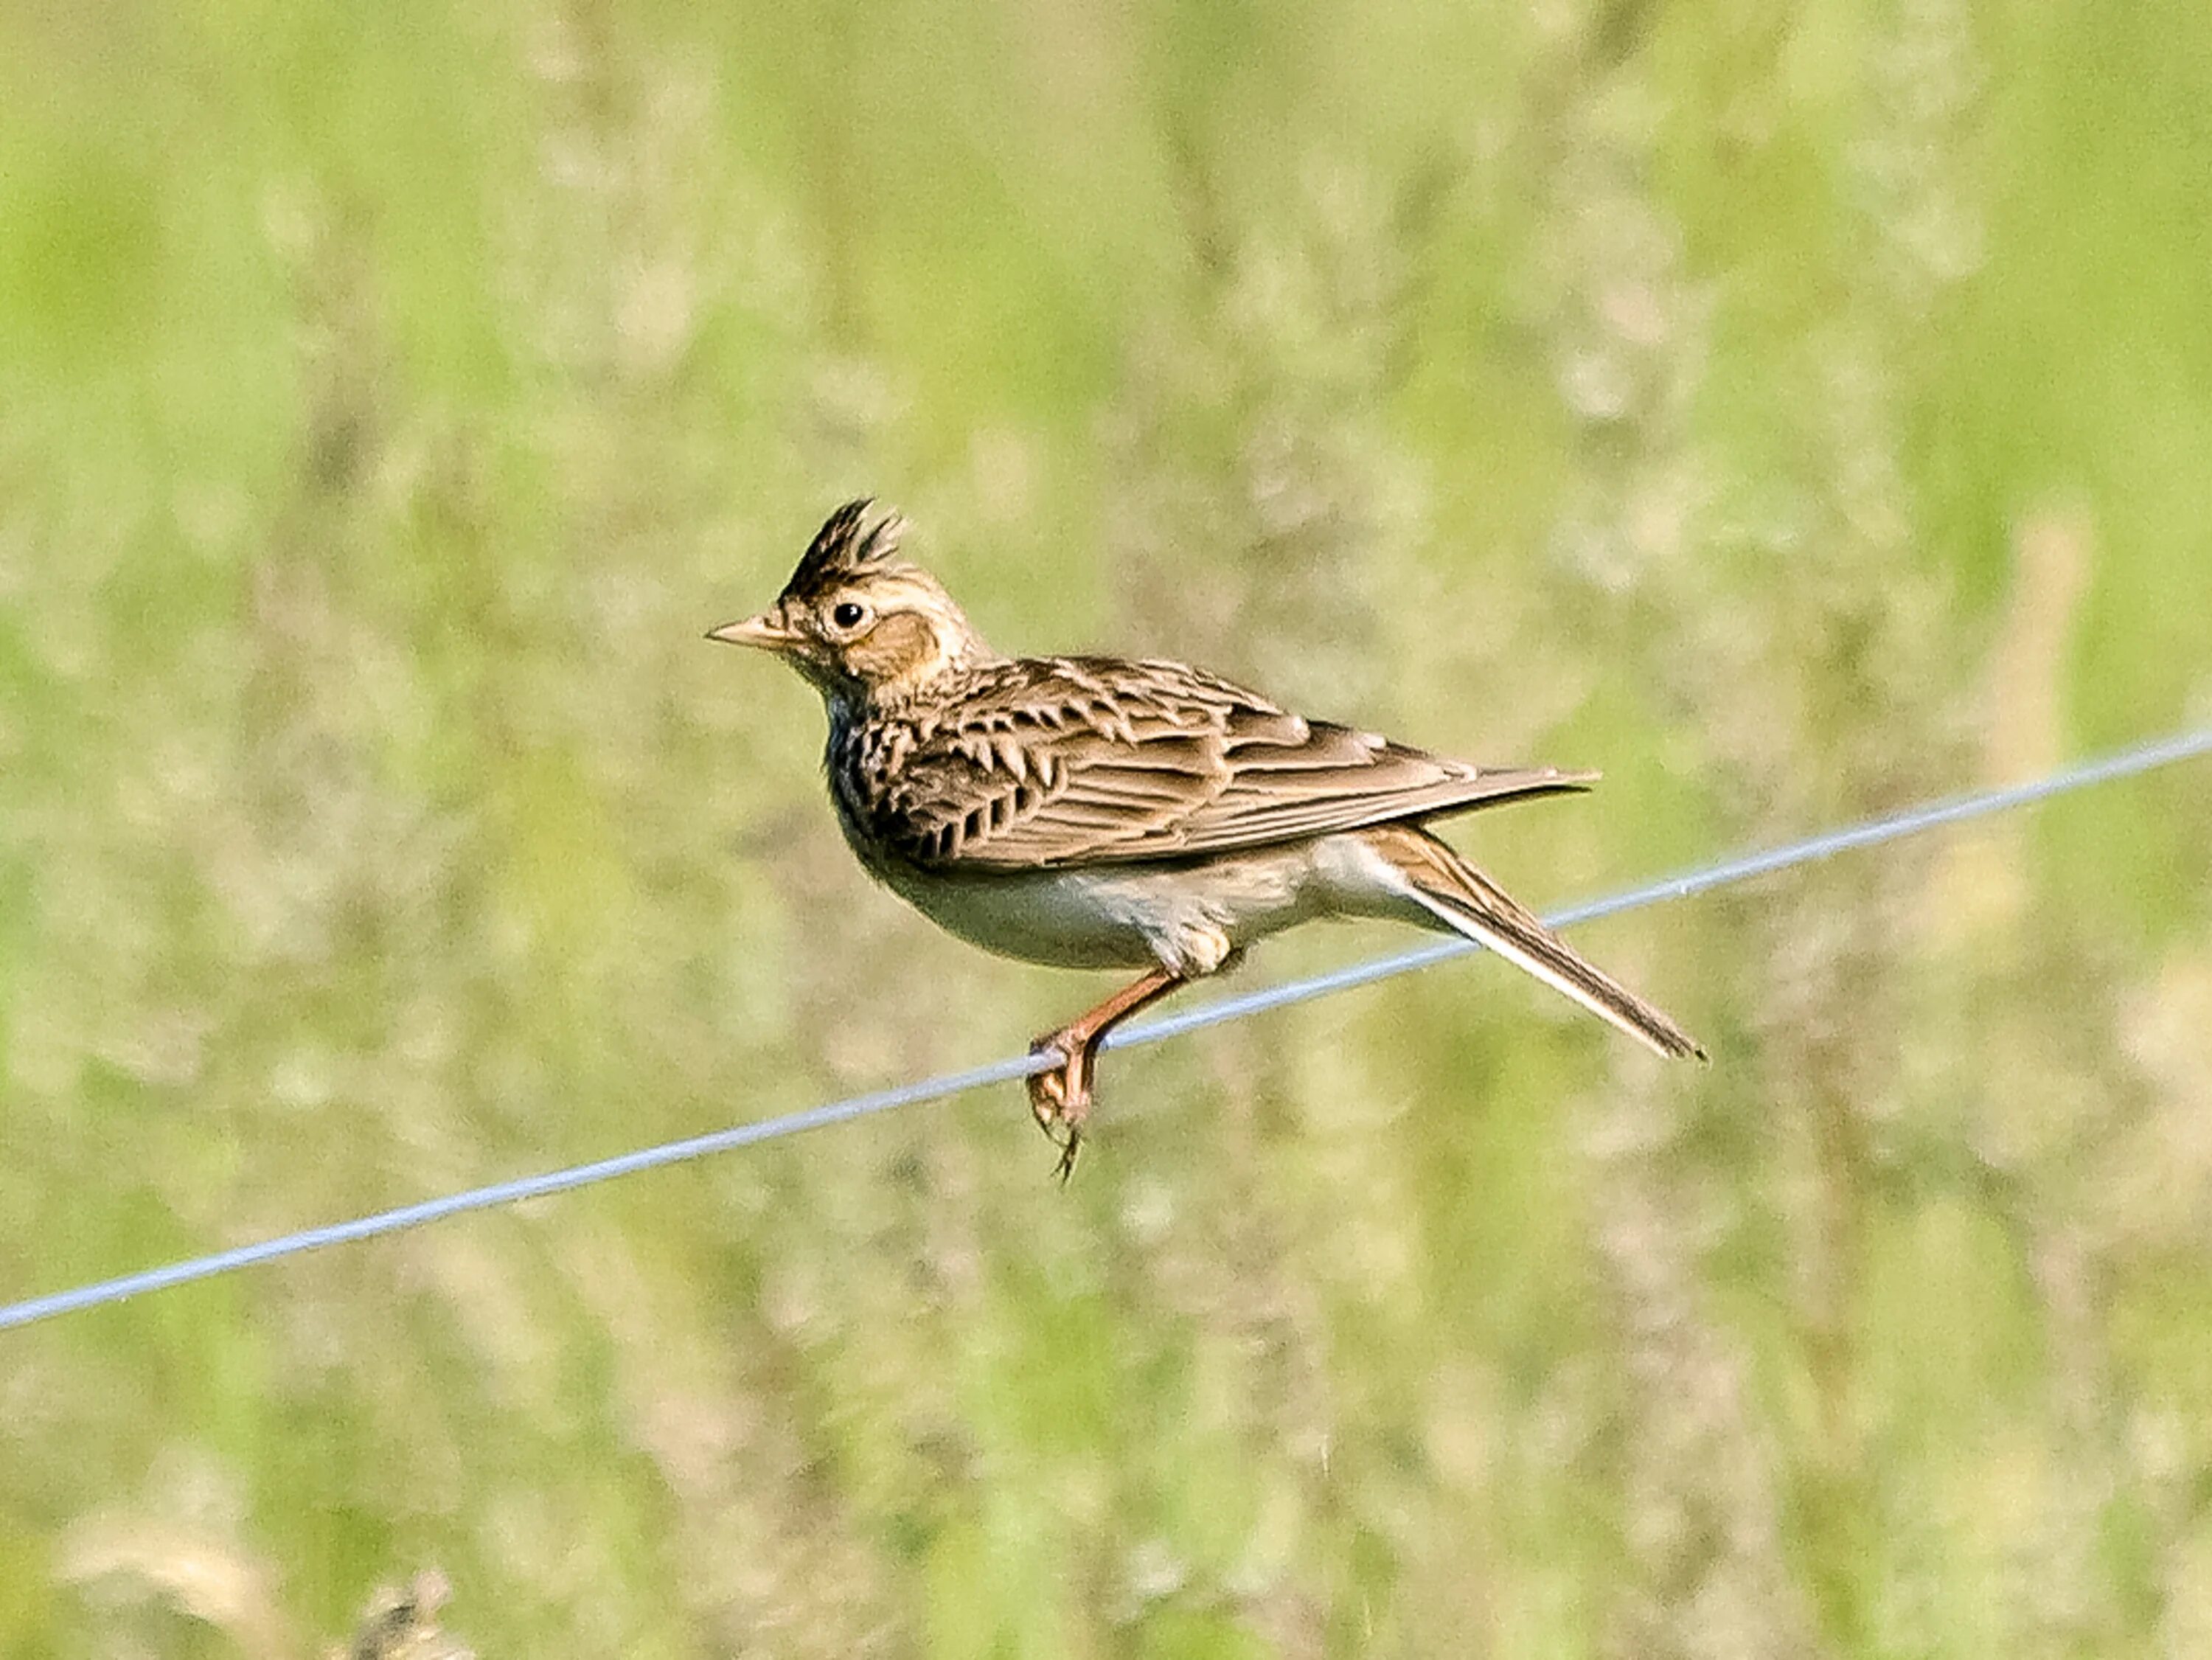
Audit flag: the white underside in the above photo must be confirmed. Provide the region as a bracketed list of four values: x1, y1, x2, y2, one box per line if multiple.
[872, 833, 1433, 979]
[859, 816, 1687, 1058]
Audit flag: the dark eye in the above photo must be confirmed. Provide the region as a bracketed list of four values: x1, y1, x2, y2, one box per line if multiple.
[831, 600, 867, 630]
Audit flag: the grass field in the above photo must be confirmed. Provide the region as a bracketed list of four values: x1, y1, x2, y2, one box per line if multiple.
[4, 1, 2212, 1653]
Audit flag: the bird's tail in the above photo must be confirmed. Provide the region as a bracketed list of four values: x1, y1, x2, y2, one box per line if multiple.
[1369, 824, 1706, 1061]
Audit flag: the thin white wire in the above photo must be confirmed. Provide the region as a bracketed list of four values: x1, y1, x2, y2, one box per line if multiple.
[4, 724, 2207, 1335]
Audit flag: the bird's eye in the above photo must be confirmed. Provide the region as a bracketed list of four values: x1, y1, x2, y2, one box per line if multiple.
[831, 600, 868, 631]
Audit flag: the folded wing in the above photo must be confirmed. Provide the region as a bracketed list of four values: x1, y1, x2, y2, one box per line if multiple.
[861, 656, 1594, 870]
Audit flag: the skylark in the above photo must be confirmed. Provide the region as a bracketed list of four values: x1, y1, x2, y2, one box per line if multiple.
[712, 500, 1703, 1175]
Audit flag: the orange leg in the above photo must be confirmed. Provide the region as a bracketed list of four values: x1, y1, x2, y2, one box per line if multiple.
[1029, 968, 1186, 1181]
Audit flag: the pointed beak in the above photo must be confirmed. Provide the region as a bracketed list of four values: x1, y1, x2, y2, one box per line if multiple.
[706, 611, 794, 650]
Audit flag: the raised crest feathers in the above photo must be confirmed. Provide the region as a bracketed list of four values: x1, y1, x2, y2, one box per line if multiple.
[783, 498, 908, 600]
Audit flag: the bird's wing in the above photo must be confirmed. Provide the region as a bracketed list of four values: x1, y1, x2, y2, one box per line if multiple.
[858, 656, 1594, 870]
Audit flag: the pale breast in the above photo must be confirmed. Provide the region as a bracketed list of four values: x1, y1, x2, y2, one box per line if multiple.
[874, 861, 1164, 970]
[869, 841, 1353, 978]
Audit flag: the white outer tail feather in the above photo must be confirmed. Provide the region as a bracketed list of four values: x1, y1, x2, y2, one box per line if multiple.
[1402, 886, 1691, 1059]
[1368, 827, 1706, 1061]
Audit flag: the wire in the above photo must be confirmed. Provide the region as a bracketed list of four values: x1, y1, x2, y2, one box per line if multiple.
[4, 724, 2208, 1335]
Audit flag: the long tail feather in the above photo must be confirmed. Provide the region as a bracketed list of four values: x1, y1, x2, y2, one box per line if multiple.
[1371, 825, 1706, 1061]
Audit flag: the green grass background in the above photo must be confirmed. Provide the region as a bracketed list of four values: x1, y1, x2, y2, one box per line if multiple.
[4, 0, 2212, 1653]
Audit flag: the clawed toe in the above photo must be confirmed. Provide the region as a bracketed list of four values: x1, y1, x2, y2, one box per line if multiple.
[1027, 1038, 1092, 1182]
[1050, 1130, 1082, 1183]
[1020, 971, 1186, 1183]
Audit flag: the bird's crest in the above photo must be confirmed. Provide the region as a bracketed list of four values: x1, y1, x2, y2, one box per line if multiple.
[783, 499, 908, 601]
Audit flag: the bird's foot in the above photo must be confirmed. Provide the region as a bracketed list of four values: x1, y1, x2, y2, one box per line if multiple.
[1027, 1030, 1096, 1184]
[1021, 970, 1183, 1184]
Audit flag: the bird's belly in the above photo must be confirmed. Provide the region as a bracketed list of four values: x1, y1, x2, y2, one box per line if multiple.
[875, 847, 1340, 976]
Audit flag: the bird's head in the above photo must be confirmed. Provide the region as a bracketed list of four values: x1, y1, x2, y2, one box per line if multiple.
[709, 500, 994, 703]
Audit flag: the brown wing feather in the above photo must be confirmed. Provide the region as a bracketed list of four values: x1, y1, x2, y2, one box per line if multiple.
[852, 657, 1595, 870]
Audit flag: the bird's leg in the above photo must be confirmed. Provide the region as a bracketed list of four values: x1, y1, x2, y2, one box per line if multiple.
[1029, 968, 1186, 1181]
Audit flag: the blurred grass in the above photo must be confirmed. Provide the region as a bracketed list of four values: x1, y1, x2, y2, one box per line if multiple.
[4, 0, 2212, 1654]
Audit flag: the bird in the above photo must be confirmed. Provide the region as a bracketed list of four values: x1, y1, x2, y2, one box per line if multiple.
[711, 499, 1704, 1178]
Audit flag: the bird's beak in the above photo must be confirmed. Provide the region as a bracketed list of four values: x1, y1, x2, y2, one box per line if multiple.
[706, 611, 794, 650]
